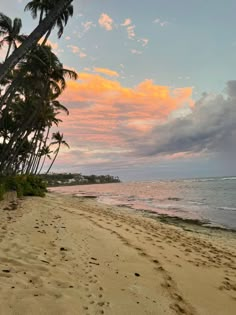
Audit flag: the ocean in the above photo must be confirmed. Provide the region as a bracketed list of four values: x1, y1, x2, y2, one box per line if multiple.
[51, 177, 236, 230]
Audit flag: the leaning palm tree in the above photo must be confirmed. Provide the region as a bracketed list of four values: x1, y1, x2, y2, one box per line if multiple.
[0, 13, 26, 61]
[24, 0, 48, 23]
[0, 0, 74, 83]
[0, 43, 77, 112]
[25, 0, 74, 44]
[46, 132, 69, 174]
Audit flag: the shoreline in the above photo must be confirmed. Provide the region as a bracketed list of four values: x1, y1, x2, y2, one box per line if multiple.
[50, 180, 236, 232]
[72, 193, 236, 234]
[0, 192, 236, 314]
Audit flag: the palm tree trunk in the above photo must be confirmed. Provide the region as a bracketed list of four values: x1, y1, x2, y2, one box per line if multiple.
[38, 153, 47, 174]
[0, 0, 74, 83]
[26, 129, 40, 174]
[46, 145, 60, 174]
[35, 127, 50, 174]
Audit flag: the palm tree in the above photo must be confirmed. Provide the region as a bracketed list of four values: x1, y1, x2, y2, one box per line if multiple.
[46, 132, 69, 174]
[24, 0, 48, 23]
[25, 0, 74, 44]
[0, 14, 26, 61]
[0, 43, 77, 113]
[0, 44, 76, 175]
[0, 0, 74, 83]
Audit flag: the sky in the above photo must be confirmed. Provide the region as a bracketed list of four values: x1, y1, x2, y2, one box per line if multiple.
[1, 0, 236, 180]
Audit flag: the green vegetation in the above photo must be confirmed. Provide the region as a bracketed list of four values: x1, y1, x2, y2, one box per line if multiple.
[0, 175, 47, 198]
[41, 173, 121, 187]
[0, 1, 76, 199]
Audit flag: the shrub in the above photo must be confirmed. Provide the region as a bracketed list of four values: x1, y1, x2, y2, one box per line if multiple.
[0, 183, 5, 201]
[0, 175, 47, 199]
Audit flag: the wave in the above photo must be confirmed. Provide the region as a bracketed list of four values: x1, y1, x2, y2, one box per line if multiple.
[188, 201, 206, 205]
[218, 206, 236, 212]
[186, 176, 236, 182]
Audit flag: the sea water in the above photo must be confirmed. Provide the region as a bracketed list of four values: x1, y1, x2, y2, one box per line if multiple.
[51, 177, 236, 230]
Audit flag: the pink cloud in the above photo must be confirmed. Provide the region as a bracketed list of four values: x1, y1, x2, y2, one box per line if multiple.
[121, 18, 132, 27]
[67, 45, 87, 58]
[52, 72, 194, 171]
[59, 73, 193, 143]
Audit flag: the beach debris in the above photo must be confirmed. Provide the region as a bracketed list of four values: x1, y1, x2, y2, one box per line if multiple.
[168, 197, 181, 201]
[60, 247, 67, 251]
[81, 195, 97, 199]
[2, 269, 10, 273]
[89, 261, 100, 266]
[134, 273, 140, 277]
[3, 207, 10, 211]
[40, 260, 50, 264]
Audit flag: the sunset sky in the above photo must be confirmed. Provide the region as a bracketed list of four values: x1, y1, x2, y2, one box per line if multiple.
[2, 0, 236, 180]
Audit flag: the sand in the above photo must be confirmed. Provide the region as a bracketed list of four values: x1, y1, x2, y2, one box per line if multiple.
[0, 192, 236, 315]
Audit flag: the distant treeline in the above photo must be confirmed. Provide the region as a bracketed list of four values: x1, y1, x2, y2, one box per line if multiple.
[40, 173, 121, 187]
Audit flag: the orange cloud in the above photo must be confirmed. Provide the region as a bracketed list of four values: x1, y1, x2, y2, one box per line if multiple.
[60, 73, 193, 117]
[121, 18, 132, 26]
[51, 71, 195, 173]
[98, 13, 114, 31]
[59, 72, 194, 152]
[93, 67, 119, 77]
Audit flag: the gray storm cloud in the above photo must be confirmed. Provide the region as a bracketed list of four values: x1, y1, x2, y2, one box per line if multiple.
[136, 81, 236, 157]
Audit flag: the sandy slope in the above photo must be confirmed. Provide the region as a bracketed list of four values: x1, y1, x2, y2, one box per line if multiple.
[0, 193, 236, 315]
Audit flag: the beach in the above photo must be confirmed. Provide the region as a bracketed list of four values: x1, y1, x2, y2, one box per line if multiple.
[0, 192, 236, 315]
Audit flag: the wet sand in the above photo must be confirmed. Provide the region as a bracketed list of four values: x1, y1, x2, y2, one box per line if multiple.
[0, 192, 236, 315]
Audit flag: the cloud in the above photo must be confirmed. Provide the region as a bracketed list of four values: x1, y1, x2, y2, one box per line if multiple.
[98, 13, 114, 31]
[121, 18, 132, 27]
[153, 18, 168, 27]
[131, 49, 142, 55]
[138, 38, 149, 47]
[93, 67, 119, 77]
[60, 73, 193, 115]
[120, 19, 136, 39]
[67, 45, 87, 58]
[127, 25, 136, 39]
[134, 81, 236, 158]
[78, 21, 96, 38]
[57, 72, 193, 171]
[82, 21, 96, 32]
